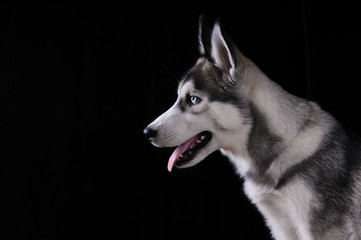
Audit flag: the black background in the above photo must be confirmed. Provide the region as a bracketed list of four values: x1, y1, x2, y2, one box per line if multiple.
[2, 1, 361, 239]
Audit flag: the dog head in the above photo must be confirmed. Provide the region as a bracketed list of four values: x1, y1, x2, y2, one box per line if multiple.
[144, 16, 253, 172]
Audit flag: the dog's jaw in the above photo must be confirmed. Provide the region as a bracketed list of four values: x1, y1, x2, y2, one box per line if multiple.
[168, 131, 212, 172]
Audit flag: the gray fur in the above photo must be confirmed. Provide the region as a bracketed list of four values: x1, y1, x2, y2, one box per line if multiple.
[246, 103, 284, 186]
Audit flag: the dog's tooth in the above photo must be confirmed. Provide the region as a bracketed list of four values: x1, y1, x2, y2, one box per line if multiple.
[200, 135, 206, 141]
[196, 140, 202, 144]
[179, 154, 183, 159]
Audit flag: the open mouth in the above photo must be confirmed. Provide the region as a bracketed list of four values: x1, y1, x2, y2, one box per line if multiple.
[168, 131, 212, 172]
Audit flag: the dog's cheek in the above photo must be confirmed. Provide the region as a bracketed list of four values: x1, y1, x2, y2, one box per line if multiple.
[182, 112, 214, 133]
[209, 102, 244, 131]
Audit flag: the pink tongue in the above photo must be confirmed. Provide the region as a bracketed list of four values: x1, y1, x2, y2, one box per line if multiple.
[168, 134, 199, 172]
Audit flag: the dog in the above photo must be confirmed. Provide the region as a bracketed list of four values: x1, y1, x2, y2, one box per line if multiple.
[143, 16, 361, 240]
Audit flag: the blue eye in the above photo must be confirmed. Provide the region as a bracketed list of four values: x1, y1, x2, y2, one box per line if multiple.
[189, 95, 201, 105]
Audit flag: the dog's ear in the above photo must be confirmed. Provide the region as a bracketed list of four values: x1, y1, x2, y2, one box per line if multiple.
[210, 21, 236, 79]
[198, 15, 212, 57]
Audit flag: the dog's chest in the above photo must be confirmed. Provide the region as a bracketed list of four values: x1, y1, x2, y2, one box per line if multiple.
[244, 180, 314, 240]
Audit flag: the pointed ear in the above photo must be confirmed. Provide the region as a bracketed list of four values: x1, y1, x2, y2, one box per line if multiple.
[198, 15, 212, 57]
[211, 22, 236, 76]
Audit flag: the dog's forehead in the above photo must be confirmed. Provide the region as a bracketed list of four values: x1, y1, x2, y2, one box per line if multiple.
[178, 80, 196, 97]
[178, 58, 216, 93]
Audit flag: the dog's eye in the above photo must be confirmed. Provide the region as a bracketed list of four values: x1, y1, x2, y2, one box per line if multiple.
[188, 95, 201, 105]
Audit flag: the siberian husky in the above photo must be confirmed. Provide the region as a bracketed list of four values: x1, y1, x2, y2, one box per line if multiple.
[143, 16, 361, 240]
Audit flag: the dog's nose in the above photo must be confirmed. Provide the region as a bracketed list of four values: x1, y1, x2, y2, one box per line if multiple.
[143, 127, 157, 141]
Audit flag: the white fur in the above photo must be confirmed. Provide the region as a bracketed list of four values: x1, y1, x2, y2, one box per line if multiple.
[244, 181, 315, 240]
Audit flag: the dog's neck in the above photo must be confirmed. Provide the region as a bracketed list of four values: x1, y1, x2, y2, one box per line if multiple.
[246, 62, 312, 143]
[227, 57, 318, 185]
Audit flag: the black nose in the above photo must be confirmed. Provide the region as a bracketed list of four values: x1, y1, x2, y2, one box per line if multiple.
[143, 127, 157, 141]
